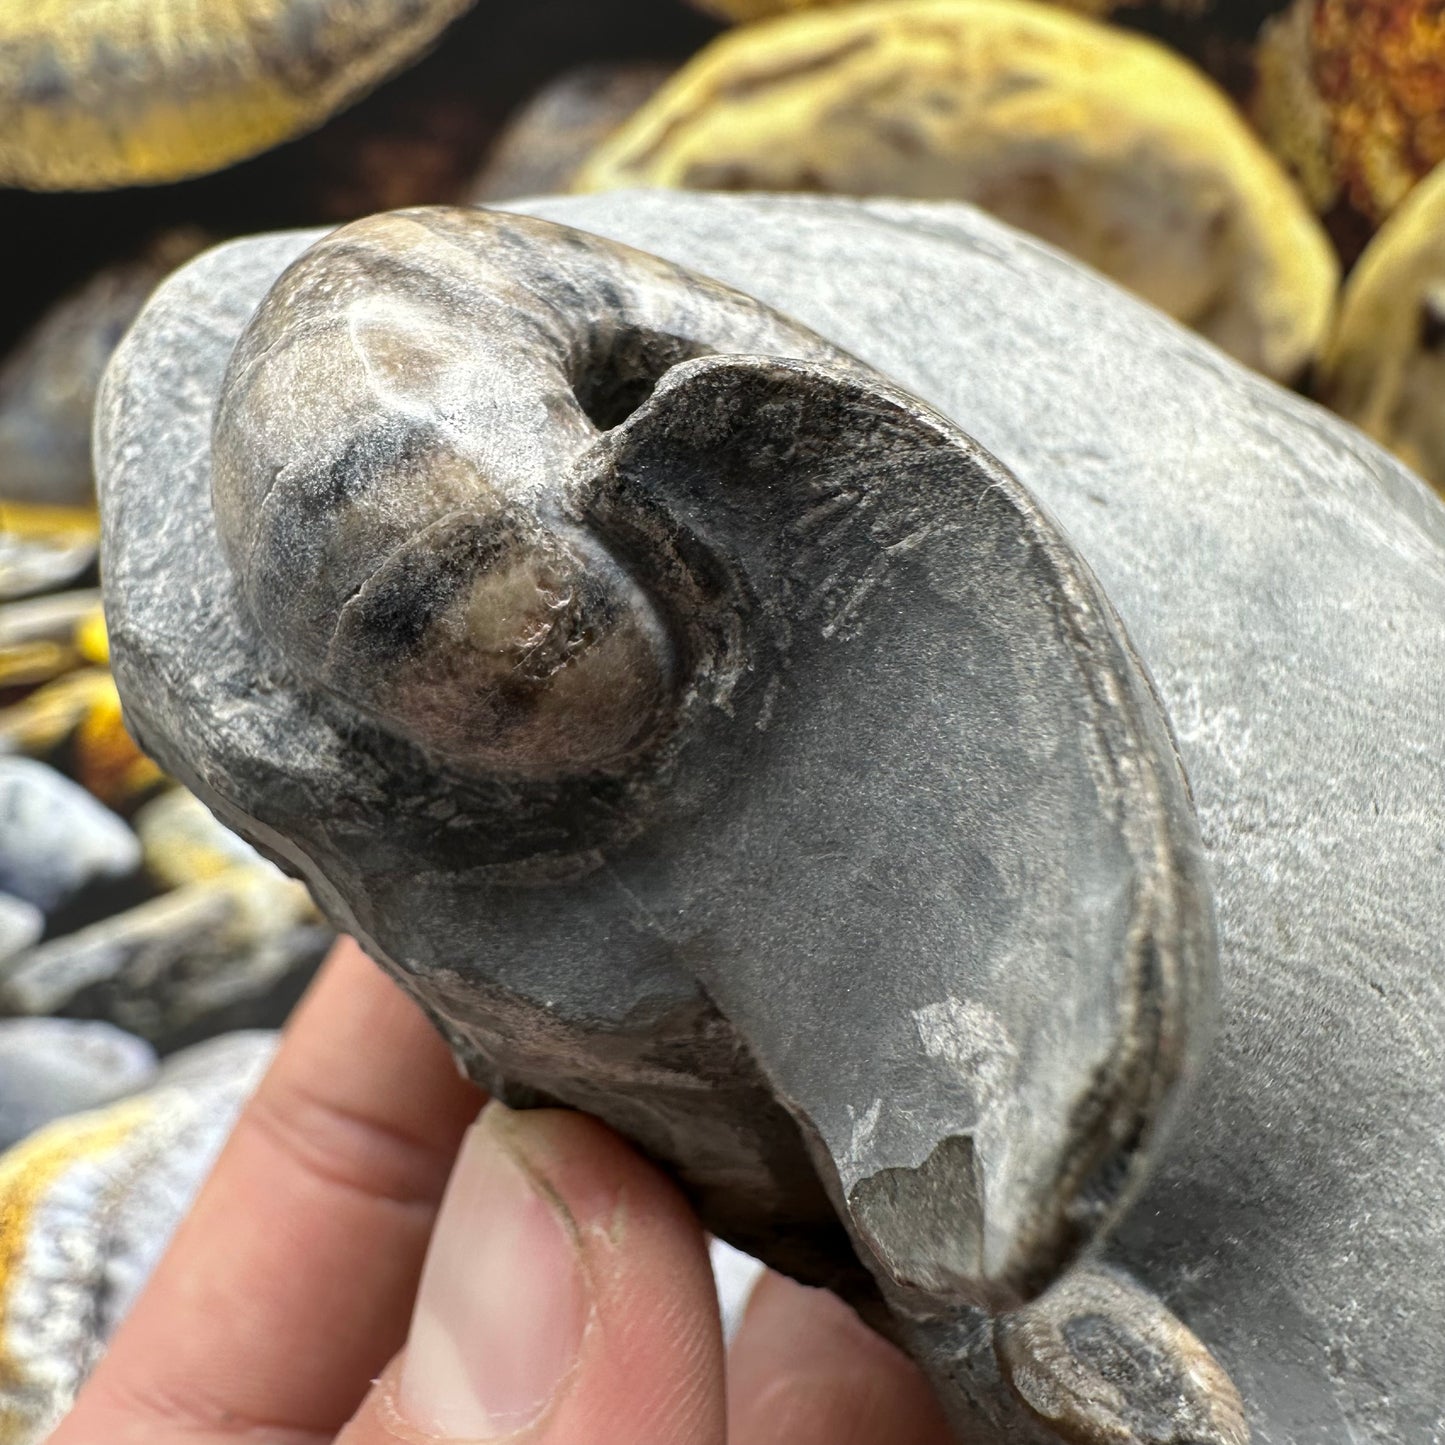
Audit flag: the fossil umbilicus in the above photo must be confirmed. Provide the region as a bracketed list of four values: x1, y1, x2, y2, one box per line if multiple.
[97, 195, 1445, 1444]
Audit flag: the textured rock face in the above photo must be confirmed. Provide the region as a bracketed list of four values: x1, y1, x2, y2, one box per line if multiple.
[96, 195, 1445, 1444]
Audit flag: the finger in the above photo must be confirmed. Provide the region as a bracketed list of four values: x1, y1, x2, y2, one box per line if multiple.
[54, 937, 482, 1445]
[338, 1102, 727, 1445]
[727, 1271, 955, 1445]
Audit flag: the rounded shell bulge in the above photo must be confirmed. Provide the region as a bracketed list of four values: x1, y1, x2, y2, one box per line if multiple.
[575, 0, 1339, 383]
[0, 0, 477, 189]
[210, 208, 856, 778]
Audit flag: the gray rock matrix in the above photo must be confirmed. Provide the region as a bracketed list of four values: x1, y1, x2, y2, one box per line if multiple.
[96, 194, 1445, 1444]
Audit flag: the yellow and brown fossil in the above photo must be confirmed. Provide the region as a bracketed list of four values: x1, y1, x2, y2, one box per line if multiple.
[0, 0, 478, 190]
[1317, 159, 1445, 494]
[1253, 0, 1445, 230]
[579, 0, 1338, 381]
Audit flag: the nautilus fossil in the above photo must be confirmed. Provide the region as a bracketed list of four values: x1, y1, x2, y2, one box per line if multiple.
[97, 194, 1445, 1443]
[0, 0, 477, 189]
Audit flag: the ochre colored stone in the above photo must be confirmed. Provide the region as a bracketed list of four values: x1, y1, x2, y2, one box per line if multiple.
[1317, 159, 1445, 492]
[0, 0, 477, 190]
[578, 0, 1338, 381]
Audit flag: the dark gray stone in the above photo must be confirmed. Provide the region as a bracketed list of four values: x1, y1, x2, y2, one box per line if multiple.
[0, 235, 205, 508]
[0, 757, 140, 913]
[466, 63, 673, 203]
[96, 196, 1445, 1444]
[0, 1017, 159, 1149]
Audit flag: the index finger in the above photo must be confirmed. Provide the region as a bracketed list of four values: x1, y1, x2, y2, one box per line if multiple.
[53, 937, 482, 1445]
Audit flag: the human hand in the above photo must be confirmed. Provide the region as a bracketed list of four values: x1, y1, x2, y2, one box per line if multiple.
[52, 938, 955, 1445]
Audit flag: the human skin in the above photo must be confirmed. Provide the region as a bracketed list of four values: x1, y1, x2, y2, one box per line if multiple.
[48, 938, 954, 1445]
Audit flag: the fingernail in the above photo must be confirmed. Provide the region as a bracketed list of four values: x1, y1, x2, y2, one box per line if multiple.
[398, 1103, 590, 1438]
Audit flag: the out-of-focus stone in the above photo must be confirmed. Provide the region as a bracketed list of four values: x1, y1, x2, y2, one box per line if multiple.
[1252, 0, 1445, 236]
[73, 607, 108, 667]
[0, 872, 331, 1051]
[0, 894, 42, 965]
[1317, 159, 1445, 493]
[0, 505, 97, 603]
[0, 590, 100, 690]
[0, 237, 207, 509]
[0, 1031, 276, 1444]
[69, 685, 166, 810]
[577, 0, 1337, 381]
[0, 758, 140, 914]
[0, 1018, 159, 1151]
[133, 788, 280, 890]
[467, 63, 673, 202]
[0, 666, 161, 809]
[0, 669, 116, 758]
[0, 0, 480, 190]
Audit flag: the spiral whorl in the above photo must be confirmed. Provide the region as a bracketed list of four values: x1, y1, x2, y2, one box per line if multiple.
[211, 207, 850, 776]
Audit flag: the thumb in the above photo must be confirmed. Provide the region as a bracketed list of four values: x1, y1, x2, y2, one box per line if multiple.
[338, 1102, 726, 1445]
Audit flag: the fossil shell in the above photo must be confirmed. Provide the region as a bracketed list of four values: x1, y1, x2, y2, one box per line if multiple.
[576, 0, 1338, 382]
[995, 1268, 1249, 1445]
[100, 203, 1222, 1434]
[97, 192, 1445, 1440]
[0, 0, 478, 190]
[1316, 159, 1445, 493]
